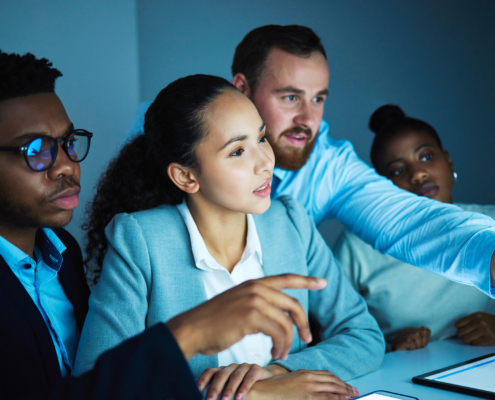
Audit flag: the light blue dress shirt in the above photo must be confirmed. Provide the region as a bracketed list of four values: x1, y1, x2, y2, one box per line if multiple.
[0, 229, 79, 376]
[272, 120, 495, 297]
[124, 103, 495, 297]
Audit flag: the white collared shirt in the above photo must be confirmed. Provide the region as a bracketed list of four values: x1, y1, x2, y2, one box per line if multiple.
[177, 200, 273, 367]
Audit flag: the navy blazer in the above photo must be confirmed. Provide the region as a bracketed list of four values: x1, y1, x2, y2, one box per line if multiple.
[0, 228, 90, 400]
[0, 228, 202, 400]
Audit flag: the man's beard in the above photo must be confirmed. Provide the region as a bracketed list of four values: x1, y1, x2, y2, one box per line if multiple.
[0, 177, 79, 229]
[270, 126, 317, 171]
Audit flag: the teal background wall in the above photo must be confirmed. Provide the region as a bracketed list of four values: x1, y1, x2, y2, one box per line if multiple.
[0, 0, 141, 247]
[1, 0, 494, 249]
[135, 0, 495, 245]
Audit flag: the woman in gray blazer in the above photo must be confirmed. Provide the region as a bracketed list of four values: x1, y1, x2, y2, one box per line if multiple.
[76, 75, 384, 400]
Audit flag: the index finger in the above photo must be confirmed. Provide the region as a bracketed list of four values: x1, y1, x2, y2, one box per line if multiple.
[255, 274, 327, 291]
[455, 314, 474, 328]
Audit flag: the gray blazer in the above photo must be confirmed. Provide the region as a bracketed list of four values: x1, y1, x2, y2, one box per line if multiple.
[75, 196, 384, 381]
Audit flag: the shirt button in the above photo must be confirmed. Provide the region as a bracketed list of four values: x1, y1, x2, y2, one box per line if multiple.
[23, 264, 32, 270]
[253, 353, 261, 361]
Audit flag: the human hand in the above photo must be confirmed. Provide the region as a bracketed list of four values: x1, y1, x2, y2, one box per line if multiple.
[245, 369, 359, 400]
[392, 326, 431, 351]
[455, 312, 495, 346]
[166, 274, 326, 360]
[198, 363, 273, 400]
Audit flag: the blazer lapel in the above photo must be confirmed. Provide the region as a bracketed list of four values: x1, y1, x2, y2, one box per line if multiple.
[167, 213, 219, 375]
[50, 227, 90, 332]
[0, 256, 61, 386]
[254, 208, 309, 354]
[58, 257, 89, 332]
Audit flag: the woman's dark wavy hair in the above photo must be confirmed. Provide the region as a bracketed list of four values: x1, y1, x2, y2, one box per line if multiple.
[83, 74, 237, 281]
[369, 104, 443, 175]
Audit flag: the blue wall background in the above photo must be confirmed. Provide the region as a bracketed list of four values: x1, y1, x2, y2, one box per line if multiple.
[0, 0, 141, 247]
[136, 0, 495, 245]
[1, 0, 494, 249]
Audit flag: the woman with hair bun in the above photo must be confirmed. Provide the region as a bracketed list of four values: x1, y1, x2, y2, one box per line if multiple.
[75, 74, 383, 399]
[333, 104, 495, 352]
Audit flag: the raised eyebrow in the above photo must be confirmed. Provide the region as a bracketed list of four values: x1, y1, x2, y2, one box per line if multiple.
[274, 86, 303, 94]
[413, 143, 430, 153]
[12, 122, 75, 144]
[218, 134, 249, 151]
[65, 123, 75, 134]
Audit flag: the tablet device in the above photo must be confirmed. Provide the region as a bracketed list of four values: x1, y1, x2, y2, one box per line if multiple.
[353, 390, 418, 399]
[412, 353, 495, 399]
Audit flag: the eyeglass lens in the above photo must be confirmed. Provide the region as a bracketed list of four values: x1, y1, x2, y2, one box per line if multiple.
[26, 132, 90, 171]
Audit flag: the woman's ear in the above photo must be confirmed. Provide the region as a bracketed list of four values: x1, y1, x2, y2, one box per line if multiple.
[443, 150, 454, 172]
[232, 73, 251, 97]
[167, 162, 199, 194]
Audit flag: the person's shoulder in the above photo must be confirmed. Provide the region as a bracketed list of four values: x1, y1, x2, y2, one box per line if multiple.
[105, 204, 186, 244]
[265, 195, 306, 220]
[111, 204, 181, 226]
[314, 120, 355, 150]
[456, 202, 495, 220]
[309, 120, 358, 165]
[260, 196, 313, 237]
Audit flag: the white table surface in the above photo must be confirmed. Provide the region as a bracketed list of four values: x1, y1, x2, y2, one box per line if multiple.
[347, 339, 495, 400]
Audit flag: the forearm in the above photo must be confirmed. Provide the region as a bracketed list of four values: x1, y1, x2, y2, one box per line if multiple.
[264, 364, 289, 376]
[53, 324, 201, 400]
[165, 313, 200, 361]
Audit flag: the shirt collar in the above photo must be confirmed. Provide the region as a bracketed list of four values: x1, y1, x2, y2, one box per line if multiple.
[243, 214, 262, 264]
[176, 199, 263, 271]
[35, 228, 66, 271]
[0, 228, 66, 272]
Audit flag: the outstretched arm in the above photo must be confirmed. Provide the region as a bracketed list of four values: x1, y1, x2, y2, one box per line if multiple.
[53, 274, 327, 400]
[51, 324, 201, 400]
[281, 134, 495, 297]
[166, 274, 327, 361]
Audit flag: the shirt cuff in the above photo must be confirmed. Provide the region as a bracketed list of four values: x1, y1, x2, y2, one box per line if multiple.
[463, 229, 495, 298]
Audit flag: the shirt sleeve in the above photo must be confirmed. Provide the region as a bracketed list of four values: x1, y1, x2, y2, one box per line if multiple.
[304, 128, 495, 297]
[74, 213, 151, 376]
[332, 230, 363, 294]
[272, 196, 385, 381]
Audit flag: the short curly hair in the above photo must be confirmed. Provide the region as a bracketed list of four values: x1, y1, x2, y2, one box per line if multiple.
[0, 49, 62, 103]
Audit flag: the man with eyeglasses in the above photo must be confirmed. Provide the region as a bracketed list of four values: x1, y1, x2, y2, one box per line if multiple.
[0, 50, 329, 400]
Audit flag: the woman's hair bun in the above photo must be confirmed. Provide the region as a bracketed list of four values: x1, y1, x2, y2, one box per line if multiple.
[369, 104, 406, 134]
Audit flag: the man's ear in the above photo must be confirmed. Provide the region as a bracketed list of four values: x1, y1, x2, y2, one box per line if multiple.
[232, 73, 252, 98]
[167, 162, 199, 194]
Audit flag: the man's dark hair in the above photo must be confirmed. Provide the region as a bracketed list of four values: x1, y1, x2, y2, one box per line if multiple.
[231, 25, 327, 93]
[0, 50, 62, 103]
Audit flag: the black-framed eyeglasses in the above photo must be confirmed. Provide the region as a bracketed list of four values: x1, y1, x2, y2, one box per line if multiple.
[0, 129, 93, 172]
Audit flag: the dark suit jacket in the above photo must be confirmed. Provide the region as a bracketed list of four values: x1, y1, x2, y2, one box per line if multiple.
[0, 228, 90, 400]
[52, 323, 201, 400]
[0, 228, 201, 400]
